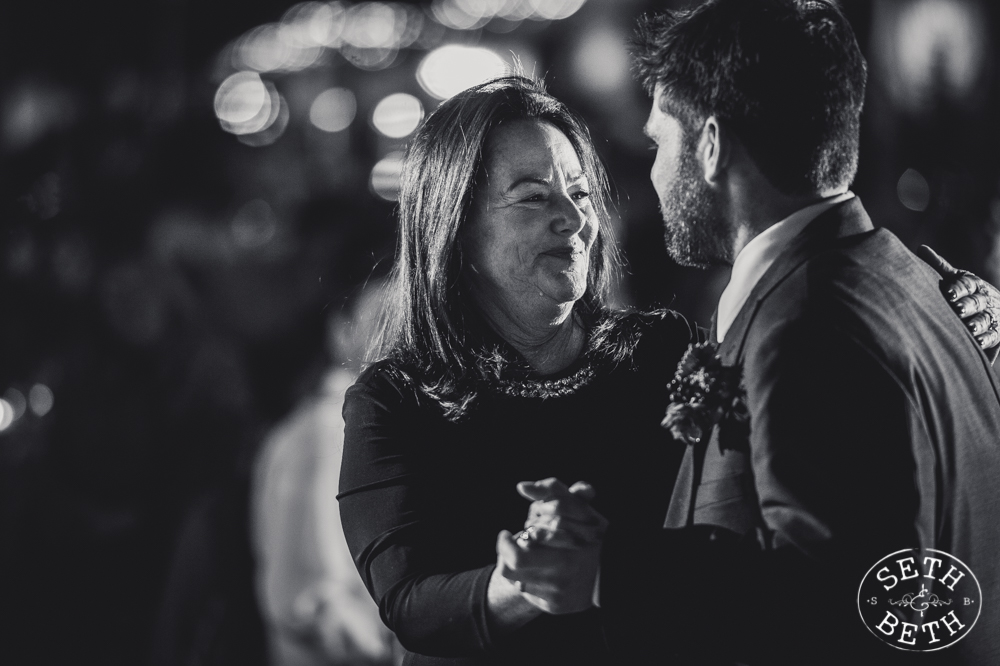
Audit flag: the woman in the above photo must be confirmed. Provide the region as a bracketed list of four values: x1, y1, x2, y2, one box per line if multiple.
[338, 76, 999, 666]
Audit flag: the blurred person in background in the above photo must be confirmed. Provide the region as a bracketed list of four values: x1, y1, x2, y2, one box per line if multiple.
[336, 75, 995, 666]
[144, 194, 385, 666]
[253, 276, 399, 666]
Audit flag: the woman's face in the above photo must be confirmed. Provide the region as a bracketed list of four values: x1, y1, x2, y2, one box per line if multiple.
[463, 120, 598, 314]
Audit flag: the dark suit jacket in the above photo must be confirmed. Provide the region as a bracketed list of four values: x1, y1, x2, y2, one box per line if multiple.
[600, 198, 1000, 665]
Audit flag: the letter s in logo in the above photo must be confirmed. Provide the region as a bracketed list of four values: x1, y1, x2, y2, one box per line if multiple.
[877, 566, 898, 591]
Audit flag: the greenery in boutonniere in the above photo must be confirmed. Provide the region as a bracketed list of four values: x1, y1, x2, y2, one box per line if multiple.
[661, 341, 750, 452]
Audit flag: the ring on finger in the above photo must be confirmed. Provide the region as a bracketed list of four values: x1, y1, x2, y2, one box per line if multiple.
[516, 525, 537, 543]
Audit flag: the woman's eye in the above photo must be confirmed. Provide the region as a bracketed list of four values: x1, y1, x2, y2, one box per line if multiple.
[572, 190, 591, 202]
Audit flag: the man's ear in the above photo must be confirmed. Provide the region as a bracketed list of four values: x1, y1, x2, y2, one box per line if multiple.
[699, 116, 730, 185]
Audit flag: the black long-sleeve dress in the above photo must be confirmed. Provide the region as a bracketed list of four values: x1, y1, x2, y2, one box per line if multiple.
[338, 310, 699, 665]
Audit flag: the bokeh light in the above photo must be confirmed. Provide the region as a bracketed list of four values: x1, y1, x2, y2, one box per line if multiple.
[529, 0, 587, 21]
[236, 24, 294, 72]
[431, 0, 584, 28]
[876, 0, 988, 111]
[4, 388, 27, 420]
[239, 93, 290, 147]
[497, 0, 539, 21]
[342, 45, 399, 71]
[0, 399, 13, 432]
[220, 0, 589, 79]
[257, 82, 283, 132]
[897, 168, 931, 212]
[370, 151, 405, 200]
[417, 45, 509, 100]
[372, 93, 424, 138]
[897, 0, 984, 97]
[215, 72, 268, 126]
[215, 72, 283, 136]
[571, 27, 630, 94]
[281, 2, 347, 48]
[310, 87, 357, 132]
[344, 2, 401, 48]
[232, 199, 278, 247]
[432, 0, 493, 30]
[28, 384, 54, 417]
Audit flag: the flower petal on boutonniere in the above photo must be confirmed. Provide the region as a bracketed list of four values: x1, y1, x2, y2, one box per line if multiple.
[663, 342, 750, 453]
[661, 402, 707, 445]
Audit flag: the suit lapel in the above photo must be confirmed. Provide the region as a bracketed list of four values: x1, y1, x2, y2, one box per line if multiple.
[666, 198, 875, 530]
[664, 308, 719, 528]
[719, 197, 875, 365]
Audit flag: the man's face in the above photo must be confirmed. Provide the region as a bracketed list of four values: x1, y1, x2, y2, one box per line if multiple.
[645, 86, 731, 268]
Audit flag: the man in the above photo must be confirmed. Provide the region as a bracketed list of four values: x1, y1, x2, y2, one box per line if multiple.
[497, 1, 1000, 663]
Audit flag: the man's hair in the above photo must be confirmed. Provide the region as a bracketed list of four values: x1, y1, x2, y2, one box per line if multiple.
[633, 0, 867, 195]
[368, 76, 621, 420]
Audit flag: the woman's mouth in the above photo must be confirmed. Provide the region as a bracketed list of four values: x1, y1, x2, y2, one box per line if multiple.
[543, 248, 582, 261]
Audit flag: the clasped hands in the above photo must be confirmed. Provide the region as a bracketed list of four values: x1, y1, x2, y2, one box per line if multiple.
[494, 477, 607, 615]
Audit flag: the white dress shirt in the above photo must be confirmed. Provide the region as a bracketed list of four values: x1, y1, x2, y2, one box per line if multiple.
[716, 191, 856, 343]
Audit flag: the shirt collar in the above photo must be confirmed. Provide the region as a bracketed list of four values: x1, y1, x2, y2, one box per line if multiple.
[716, 191, 855, 343]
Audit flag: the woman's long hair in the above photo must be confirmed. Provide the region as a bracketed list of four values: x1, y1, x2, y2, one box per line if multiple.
[368, 75, 622, 419]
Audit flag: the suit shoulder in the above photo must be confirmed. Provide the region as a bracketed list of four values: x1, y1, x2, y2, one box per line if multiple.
[748, 229, 984, 387]
[761, 230, 939, 321]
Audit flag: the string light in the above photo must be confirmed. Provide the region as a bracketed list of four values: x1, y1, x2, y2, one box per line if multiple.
[372, 93, 424, 138]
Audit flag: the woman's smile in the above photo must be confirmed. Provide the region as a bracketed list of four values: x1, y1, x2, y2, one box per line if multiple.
[540, 245, 585, 262]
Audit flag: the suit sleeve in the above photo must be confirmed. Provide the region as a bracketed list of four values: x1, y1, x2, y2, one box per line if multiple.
[600, 306, 924, 663]
[338, 368, 497, 657]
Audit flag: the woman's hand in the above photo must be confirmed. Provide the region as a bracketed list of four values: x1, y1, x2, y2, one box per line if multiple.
[494, 478, 606, 615]
[918, 246, 1000, 359]
[516, 479, 608, 548]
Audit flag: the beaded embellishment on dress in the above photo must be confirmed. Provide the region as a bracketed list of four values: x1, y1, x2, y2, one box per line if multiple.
[492, 363, 597, 399]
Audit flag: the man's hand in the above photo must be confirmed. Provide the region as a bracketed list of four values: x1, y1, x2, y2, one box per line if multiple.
[518, 478, 608, 547]
[495, 478, 606, 615]
[918, 245, 1000, 358]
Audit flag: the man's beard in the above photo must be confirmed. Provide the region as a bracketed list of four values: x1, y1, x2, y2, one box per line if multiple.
[659, 152, 730, 269]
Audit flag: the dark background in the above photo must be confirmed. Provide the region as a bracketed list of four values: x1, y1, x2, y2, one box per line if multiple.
[1, 0, 998, 663]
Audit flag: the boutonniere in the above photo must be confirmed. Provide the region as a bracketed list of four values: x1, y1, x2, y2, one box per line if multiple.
[661, 342, 750, 452]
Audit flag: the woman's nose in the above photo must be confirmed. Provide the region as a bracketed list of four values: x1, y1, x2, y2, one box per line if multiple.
[549, 191, 587, 236]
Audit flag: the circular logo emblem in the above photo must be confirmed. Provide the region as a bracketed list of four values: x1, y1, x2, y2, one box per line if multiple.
[858, 548, 981, 651]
